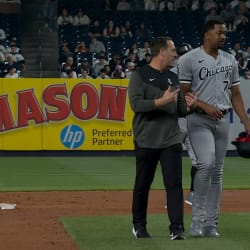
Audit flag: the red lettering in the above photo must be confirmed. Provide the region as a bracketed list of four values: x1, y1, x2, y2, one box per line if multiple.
[98, 85, 127, 121]
[17, 89, 47, 128]
[43, 84, 70, 121]
[0, 95, 16, 132]
[71, 83, 99, 120]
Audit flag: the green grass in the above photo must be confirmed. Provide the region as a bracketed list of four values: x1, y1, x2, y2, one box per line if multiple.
[0, 156, 250, 191]
[60, 213, 250, 250]
[0, 156, 249, 249]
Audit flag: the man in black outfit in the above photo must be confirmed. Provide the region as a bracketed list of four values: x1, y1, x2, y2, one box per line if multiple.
[128, 37, 196, 240]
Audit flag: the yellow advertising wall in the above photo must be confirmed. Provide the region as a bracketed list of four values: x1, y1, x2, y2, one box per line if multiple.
[0, 78, 134, 150]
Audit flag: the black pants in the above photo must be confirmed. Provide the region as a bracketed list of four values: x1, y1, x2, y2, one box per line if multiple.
[132, 143, 184, 233]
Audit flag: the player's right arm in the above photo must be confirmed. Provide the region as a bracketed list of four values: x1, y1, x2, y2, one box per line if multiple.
[182, 83, 223, 119]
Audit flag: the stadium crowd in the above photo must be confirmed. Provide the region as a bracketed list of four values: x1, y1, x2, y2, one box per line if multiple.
[0, 0, 250, 78]
[0, 33, 25, 78]
[57, 0, 250, 79]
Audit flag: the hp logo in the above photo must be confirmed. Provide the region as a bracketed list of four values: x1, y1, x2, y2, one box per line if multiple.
[60, 125, 85, 149]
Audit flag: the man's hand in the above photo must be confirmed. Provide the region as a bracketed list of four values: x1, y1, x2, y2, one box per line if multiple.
[185, 92, 198, 108]
[203, 104, 224, 120]
[155, 86, 180, 107]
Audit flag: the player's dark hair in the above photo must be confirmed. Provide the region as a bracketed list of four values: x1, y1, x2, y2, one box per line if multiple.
[202, 19, 225, 37]
[150, 36, 172, 58]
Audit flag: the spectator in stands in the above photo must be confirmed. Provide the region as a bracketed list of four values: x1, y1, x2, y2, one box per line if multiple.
[8, 44, 25, 75]
[4, 66, 19, 78]
[57, 7, 73, 26]
[88, 19, 103, 38]
[73, 8, 90, 26]
[111, 64, 126, 78]
[0, 28, 6, 42]
[235, 15, 250, 33]
[117, 0, 130, 10]
[104, 64, 112, 77]
[220, 2, 235, 31]
[92, 51, 108, 66]
[7, 38, 21, 53]
[92, 55, 107, 77]
[119, 25, 133, 40]
[109, 53, 123, 72]
[159, 0, 174, 11]
[243, 45, 250, 61]
[61, 56, 76, 72]
[138, 41, 151, 61]
[135, 21, 152, 41]
[77, 57, 92, 76]
[89, 37, 106, 54]
[96, 68, 110, 79]
[124, 42, 139, 58]
[229, 42, 244, 59]
[125, 61, 136, 78]
[237, 53, 248, 77]
[103, 19, 120, 38]
[232, 13, 249, 31]
[60, 64, 77, 78]
[139, 52, 151, 66]
[74, 41, 89, 54]
[78, 67, 93, 79]
[3, 55, 19, 76]
[60, 44, 74, 63]
[124, 50, 139, 67]
[144, 0, 158, 10]
[67, 69, 77, 78]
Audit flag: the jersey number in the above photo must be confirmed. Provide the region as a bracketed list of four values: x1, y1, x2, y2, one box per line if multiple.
[223, 80, 230, 91]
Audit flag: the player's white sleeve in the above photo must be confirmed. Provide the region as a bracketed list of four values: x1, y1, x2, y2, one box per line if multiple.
[177, 55, 192, 84]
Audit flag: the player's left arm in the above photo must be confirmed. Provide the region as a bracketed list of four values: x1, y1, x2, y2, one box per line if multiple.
[231, 84, 250, 134]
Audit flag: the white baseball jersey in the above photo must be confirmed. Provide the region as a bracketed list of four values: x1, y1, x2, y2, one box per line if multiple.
[177, 47, 240, 110]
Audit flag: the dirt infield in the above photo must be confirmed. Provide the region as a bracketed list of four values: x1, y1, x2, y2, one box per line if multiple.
[1, 190, 250, 250]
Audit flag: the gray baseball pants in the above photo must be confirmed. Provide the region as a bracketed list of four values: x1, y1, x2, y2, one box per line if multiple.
[186, 112, 229, 228]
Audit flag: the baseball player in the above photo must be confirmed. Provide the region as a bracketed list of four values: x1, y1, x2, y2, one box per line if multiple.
[171, 43, 198, 206]
[178, 19, 250, 237]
